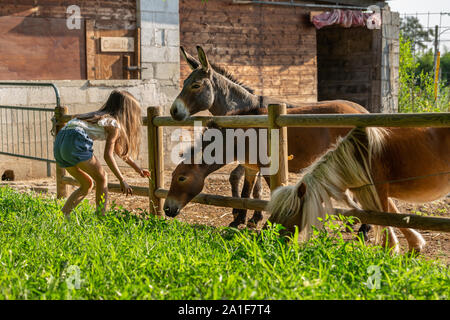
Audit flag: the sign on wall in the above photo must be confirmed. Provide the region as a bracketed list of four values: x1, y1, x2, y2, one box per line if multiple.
[100, 37, 135, 52]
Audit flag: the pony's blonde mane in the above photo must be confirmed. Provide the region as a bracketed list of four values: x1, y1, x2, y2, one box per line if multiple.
[267, 127, 389, 239]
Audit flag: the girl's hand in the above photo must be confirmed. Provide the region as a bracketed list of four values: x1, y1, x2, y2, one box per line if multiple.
[140, 169, 151, 178]
[120, 180, 133, 196]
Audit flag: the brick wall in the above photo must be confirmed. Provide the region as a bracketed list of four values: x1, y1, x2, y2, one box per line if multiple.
[179, 0, 317, 104]
[0, 0, 136, 23]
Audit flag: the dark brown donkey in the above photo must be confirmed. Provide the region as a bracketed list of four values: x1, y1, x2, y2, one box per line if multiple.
[164, 103, 369, 229]
[170, 46, 370, 232]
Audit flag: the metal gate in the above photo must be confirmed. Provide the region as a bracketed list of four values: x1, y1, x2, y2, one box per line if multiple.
[0, 82, 60, 177]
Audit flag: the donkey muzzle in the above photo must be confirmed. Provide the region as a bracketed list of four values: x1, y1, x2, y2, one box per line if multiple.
[170, 99, 189, 121]
[163, 198, 182, 218]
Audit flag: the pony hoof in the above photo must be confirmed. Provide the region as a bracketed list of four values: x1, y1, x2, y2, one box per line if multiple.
[247, 220, 258, 229]
[408, 241, 426, 255]
[389, 245, 400, 255]
[357, 231, 369, 242]
[229, 220, 245, 228]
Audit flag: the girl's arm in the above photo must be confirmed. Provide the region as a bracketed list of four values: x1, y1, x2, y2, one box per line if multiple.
[103, 126, 132, 196]
[122, 156, 150, 178]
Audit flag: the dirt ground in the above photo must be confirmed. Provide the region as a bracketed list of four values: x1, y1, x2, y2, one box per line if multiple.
[2, 164, 449, 264]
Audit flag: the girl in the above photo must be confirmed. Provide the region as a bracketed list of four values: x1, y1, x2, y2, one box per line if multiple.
[54, 90, 150, 218]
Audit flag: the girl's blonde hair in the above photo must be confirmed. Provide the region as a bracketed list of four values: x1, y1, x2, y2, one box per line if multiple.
[76, 90, 142, 159]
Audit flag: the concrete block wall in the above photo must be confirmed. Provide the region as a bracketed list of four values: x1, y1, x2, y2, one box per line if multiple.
[138, 0, 180, 171]
[380, 5, 400, 113]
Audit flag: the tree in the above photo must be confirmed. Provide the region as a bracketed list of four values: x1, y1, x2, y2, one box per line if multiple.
[400, 16, 433, 53]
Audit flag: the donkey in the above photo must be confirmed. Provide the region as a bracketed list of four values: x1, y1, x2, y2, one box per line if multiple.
[164, 102, 369, 228]
[171, 46, 370, 232]
[267, 126, 449, 253]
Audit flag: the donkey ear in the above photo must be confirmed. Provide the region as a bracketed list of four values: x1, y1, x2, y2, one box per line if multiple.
[180, 46, 199, 70]
[196, 46, 210, 72]
[297, 183, 307, 199]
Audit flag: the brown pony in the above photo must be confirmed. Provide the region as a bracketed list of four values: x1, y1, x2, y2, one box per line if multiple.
[164, 102, 369, 227]
[267, 126, 449, 253]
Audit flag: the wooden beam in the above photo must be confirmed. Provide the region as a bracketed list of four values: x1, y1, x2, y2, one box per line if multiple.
[55, 106, 68, 199]
[152, 115, 269, 128]
[335, 208, 450, 233]
[62, 176, 150, 197]
[147, 107, 164, 216]
[135, 27, 141, 80]
[61, 176, 450, 233]
[277, 113, 450, 128]
[154, 188, 269, 212]
[123, 55, 131, 80]
[85, 19, 96, 80]
[59, 113, 450, 129]
[268, 104, 288, 190]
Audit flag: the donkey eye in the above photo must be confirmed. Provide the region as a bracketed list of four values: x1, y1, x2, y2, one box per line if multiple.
[178, 176, 186, 182]
[191, 84, 201, 89]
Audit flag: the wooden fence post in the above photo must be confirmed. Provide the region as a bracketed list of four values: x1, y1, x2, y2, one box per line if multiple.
[54, 106, 68, 199]
[268, 103, 289, 192]
[147, 107, 164, 216]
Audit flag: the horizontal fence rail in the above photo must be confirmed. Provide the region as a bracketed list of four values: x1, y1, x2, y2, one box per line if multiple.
[147, 113, 450, 128]
[61, 176, 450, 233]
[0, 82, 61, 108]
[276, 113, 450, 128]
[55, 105, 450, 233]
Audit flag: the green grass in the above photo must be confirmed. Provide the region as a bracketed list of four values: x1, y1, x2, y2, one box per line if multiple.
[0, 186, 449, 300]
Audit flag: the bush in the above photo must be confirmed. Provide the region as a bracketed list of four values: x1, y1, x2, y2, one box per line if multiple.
[399, 34, 450, 113]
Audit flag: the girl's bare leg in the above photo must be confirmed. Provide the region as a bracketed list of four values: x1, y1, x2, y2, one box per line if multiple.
[62, 167, 94, 218]
[77, 156, 108, 215]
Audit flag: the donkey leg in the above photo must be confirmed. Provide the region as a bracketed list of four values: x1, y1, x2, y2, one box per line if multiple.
[248, 172, 263, 228]
[229, 165, 244, 198]
[229, 165, 245, 226]
[229, 166, 256, 227]
[388, 198, 426, 254]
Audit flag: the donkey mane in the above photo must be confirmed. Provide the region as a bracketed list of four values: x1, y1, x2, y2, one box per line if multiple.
[267, 127, 389, 239]
[209, 62, 255, 94]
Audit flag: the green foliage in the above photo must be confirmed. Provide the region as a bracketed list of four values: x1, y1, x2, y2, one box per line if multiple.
[0, 187, 449, 300]
[415, 50, 450, 87]
[399, 34, 450, 113]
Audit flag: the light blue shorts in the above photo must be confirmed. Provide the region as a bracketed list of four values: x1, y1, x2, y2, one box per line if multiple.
[53, 127, 94, 168]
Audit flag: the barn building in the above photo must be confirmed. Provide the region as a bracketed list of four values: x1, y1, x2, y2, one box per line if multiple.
[0, 0, 399, 179]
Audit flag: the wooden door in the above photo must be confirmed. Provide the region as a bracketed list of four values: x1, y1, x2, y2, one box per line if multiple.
[85, 20, 140, 80]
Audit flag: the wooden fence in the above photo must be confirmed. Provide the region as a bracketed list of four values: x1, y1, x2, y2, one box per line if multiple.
[54, 104, 450, 232]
